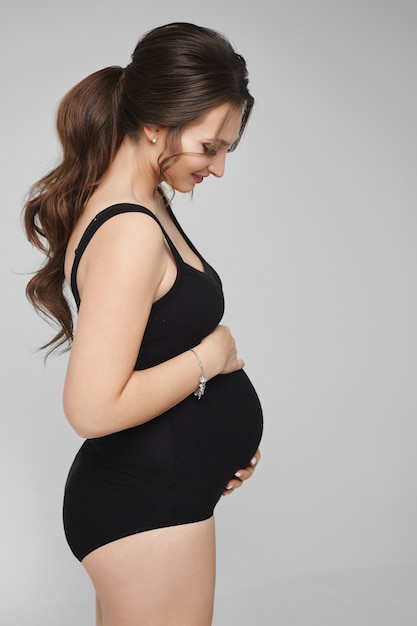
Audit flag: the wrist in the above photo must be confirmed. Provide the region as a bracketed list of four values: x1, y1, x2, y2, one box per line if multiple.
[193, 337, 220, 380]
[189, 348, 207, 399]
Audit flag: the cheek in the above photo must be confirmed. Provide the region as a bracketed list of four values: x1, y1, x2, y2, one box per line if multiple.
[163, 158, 195, 189]
[174, 156, 203, 174]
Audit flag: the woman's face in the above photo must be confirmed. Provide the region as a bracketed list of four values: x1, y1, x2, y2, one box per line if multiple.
[162, 103, 243, 192]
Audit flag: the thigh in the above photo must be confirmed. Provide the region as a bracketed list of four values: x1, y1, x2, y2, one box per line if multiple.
[83, 517, 216, 626]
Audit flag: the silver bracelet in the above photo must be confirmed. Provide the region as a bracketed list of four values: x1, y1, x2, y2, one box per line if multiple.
[190, 348, 207, 400]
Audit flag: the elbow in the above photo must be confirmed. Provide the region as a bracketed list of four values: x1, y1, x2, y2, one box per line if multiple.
[64, 408, 101, 439]
[63, 393, 114, 439]
[64, 411, 114, 439]
[66, 418, 98, 440]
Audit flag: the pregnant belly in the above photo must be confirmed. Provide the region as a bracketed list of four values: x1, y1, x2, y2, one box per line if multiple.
[86, 369, 263, 494]
[171, 369, 263, 489]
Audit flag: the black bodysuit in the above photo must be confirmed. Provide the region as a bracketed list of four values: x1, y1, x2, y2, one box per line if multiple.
[63, 203, 263, 561]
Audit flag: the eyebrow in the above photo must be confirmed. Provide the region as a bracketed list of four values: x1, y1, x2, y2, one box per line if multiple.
[205, 138, 236, 149]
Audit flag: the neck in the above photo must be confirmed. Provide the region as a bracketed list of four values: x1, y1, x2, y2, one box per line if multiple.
[98, 136, 163, 208]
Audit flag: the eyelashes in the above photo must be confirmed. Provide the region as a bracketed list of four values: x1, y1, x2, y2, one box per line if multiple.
[202, 143, 218, 156]
[202, 141, 235, 156]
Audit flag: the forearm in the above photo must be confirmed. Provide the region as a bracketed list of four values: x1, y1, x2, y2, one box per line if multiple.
[64, 343, 214, 438]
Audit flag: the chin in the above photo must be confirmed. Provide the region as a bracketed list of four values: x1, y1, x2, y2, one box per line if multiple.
[174, 183, 195, 193]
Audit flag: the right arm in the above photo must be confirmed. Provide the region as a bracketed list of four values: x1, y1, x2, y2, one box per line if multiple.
[63, 212, 243, 438]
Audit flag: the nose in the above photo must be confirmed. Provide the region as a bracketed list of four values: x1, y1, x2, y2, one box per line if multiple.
[208, 152, 226, 178]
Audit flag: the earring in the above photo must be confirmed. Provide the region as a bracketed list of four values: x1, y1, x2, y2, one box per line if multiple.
[151, 137, 157, 144]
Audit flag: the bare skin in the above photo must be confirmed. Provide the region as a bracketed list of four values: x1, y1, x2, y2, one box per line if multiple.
[84, 518, 216, 626]
[63, 104, 261, 624]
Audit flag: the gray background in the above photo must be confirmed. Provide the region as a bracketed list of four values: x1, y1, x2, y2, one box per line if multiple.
[1, 1, 416, 624]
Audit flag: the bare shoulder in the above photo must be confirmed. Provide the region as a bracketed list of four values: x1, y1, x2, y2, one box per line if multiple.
[70, 208, 170, 304]
[65, 206, 166, 283]
[87, 207, 164, 252]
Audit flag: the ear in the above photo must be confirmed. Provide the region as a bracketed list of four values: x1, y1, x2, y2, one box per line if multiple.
[143, 125, 160, 144]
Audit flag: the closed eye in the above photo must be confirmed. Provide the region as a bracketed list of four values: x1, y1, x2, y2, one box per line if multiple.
[202, 144, 218, 156]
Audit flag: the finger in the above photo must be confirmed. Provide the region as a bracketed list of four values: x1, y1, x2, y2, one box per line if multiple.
[233, 468, 253, 482]
[236, 451, 260, 476]
[233, 450, 260, 481]
[231, 477, 243, 489]
[252, 449, 261, 464]
[223, 449, 262, 494]
[223, 477, 243, 494]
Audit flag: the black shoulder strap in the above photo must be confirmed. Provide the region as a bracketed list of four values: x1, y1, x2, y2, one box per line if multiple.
[70, 203, 180, 307]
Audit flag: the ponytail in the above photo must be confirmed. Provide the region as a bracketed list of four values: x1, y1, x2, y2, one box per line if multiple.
[23, 66, 125, 355]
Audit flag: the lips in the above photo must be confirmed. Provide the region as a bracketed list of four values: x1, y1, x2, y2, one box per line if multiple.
[192, 174, 204, 183]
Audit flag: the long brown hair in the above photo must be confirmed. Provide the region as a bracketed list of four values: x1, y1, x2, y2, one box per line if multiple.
[23, 22, 254, 355]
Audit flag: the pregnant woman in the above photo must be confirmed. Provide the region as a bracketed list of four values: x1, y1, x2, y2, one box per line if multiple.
[23, 22, 263, 626]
